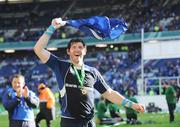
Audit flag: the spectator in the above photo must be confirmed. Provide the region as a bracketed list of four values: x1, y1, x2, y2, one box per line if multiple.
[96, 97, 109, 121]
[165, 80, 176, 123]
[2, 74, 39, 127]
[107, 100, 123, 121]
[125, 88, 142, 125]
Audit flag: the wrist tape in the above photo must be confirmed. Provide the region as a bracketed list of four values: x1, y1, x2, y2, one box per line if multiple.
[44, 25, 56, 36]
[121, 98, 133, 108]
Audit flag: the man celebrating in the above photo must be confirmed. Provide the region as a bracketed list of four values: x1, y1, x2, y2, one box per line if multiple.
[34, 18, 144, 127]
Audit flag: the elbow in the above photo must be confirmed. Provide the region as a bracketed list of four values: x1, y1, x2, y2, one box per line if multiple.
[33, 45, 39, 54]
[33, 40, 42, 53]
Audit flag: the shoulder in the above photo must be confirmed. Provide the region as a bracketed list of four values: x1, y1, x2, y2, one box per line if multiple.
[51, 54, 71, 63]
[84, 65, 101, 76]
[3, 88, 15, 98]
[47, 54, 71, 70]
[169, 86, 175, 91]
[84, 64, 99, 73]
[84, 64, 95, 71]
[48, 54, 66, 63]
[5, 88, 14, 94]
[46, 88, 52, 93]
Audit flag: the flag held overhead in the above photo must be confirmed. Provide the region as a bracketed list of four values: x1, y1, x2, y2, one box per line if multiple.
[57, 16, 128, 40]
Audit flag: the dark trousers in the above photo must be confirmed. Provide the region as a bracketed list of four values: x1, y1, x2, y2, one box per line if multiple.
[10, 120, 35, 127]
[35, 107, 55, 127]
[167, 103, 176, 122]
[60, 117, 95, 127]
[35, 112, 52, 127]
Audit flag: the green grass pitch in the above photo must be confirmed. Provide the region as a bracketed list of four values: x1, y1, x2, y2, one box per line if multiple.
[0, 109, 180, 127]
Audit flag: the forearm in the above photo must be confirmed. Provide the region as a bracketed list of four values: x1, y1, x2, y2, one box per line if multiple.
[34, 33, 51, 53]
[34, 30, 52, 63]
[103, 89, 125, 105]
[103, 89, 144, 113]
[34, 18, 62, 63]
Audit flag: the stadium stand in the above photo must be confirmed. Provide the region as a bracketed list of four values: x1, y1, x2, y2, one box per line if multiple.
[0, 0, 180, 106]
[0, 0, 180, 42]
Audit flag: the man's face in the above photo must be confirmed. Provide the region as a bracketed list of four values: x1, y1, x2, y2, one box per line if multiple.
[12, 77, 24, 91]
[67, 42, 87, 64]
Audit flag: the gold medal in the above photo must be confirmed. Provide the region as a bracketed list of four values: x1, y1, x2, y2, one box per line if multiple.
[72, 65, 86, 95]
[81, 88, 87, 95]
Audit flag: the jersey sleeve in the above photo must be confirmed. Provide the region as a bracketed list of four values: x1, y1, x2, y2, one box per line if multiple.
[93, 68, 110, 94]
[46, 54, 60, 70]
[46, 53, 70, 72]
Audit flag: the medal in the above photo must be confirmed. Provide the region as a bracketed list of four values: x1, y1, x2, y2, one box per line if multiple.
[72, 64, 86, 95]
[81, 88, 87, 95]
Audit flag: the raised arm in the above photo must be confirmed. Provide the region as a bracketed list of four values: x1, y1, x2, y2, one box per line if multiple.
[102, 89, 145, 113]
[33, 18, 61, 63]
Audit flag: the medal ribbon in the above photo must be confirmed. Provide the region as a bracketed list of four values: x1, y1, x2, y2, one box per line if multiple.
[72, 65, 85, 89]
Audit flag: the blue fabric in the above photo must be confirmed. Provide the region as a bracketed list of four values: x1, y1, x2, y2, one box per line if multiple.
[67, 16, 127, 40]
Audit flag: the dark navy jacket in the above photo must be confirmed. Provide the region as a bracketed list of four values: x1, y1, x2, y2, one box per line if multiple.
[46, 54, 110, 120]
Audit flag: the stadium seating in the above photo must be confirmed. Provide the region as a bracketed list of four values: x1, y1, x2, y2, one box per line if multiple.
[0, 0, 180, 100]
[0, 0, 180, 42]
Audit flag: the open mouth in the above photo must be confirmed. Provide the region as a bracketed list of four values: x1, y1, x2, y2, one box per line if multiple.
[75, 54, 80, 57]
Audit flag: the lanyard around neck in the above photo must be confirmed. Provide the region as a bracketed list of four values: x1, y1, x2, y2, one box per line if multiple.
[72, 65, 85, 88]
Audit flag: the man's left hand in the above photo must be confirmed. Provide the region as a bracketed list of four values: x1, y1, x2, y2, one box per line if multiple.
[132, 103, 145, 113]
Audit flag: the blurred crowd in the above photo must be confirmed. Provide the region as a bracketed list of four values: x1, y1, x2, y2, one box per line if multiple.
[0, 47, 179, 101]
[0, 1, 180, 126]
[0, 0, 180, 43]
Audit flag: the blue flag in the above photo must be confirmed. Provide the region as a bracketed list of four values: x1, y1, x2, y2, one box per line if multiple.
[67, 16, 128, 40]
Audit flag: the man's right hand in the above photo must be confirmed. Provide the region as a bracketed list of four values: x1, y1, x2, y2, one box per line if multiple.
[51, 18, 62, 29]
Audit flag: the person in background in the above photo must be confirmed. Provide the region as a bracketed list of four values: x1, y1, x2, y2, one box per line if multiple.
[107, 100, 123, 121]
[2, 74, 39, 127]
[171, 80, 180, 102]
[125, 88, 142, 125]
[35, 83, 56, 127]
[34, 17, 144, 127]
[96, 97, 109, 122]
[176, 85, 180, 102]
[165, 80, 176, 123]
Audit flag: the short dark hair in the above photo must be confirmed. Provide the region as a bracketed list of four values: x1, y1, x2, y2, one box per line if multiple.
[67, 38, 86, 50]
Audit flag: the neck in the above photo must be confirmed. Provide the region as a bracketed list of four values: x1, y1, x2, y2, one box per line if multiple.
[72, 61, 83, 69]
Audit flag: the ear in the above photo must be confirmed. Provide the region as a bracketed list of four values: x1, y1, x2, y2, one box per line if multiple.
[66, 49, 70, 55]
[83, 47, 87, 55]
